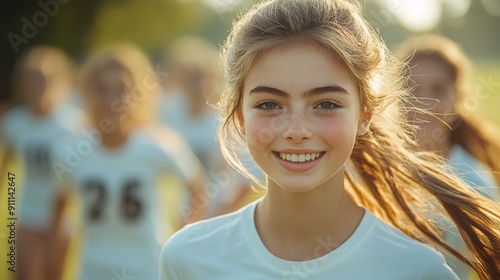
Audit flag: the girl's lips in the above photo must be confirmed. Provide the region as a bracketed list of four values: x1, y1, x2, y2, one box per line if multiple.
[272, 151, 325, 172]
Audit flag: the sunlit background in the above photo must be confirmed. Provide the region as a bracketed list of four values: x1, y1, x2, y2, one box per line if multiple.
[1, 0, 499, 279]
[1, 0, 499, 120]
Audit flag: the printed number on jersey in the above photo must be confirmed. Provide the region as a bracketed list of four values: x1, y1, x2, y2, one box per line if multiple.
[25, 144, 51, 176]
[84, 179, 143, 222]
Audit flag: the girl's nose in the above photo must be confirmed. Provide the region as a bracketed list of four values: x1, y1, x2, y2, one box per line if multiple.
[282, 113, 312, 143]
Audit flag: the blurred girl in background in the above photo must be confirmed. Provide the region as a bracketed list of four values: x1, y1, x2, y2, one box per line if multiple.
[399, 34, 499, 198]
[398, 34, 500, 279]
[159, 37, 255, 217]
[56, 44, 206, 280]
[0, 45, 82, 280]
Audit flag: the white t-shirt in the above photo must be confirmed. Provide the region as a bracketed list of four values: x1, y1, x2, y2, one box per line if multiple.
[55, 126, 203, 280]
[160, 200, 459, 280]
[0, 105, 83, 230]
[449, 145, 499, 201]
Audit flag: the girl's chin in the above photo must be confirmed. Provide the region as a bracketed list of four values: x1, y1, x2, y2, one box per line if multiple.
[269, 180, 322, 193]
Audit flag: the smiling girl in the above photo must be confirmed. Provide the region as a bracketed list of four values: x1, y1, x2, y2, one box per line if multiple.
[160, 1, 500, 279]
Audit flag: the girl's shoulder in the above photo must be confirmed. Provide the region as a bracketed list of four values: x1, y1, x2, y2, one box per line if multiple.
[160, 202, 255, 268]
[164, 201, 252, 247]
[1, 105, 29, 132]
[363, 213, 458, 278]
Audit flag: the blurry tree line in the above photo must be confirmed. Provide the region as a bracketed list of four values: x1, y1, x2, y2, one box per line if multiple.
[1, 0, 499, 105]
[0, 0, 225, 105]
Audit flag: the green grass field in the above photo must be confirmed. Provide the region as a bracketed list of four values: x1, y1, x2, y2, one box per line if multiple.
[475, 63, 500, 127]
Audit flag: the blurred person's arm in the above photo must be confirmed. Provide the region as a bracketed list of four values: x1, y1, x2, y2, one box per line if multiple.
[0, 147, 14, 183]
[155, 126, 209, 228]
[50, 137, 79, 237]
[0, 109, 14, 185]
[52, 191, 70, 233]
[173, 140, 208, 226]
[183, 169, 208, 225]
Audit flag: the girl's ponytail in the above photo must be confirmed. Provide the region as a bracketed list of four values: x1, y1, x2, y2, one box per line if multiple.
[348, 117, 500, 279]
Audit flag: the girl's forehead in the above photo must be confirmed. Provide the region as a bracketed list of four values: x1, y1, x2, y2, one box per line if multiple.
[94, 64, 132, 81]
[258, 40, 338, 63]
[22, 56, 56, 76]
[244, 41, 357, 95]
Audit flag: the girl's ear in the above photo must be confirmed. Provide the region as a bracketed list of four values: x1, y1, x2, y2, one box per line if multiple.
[357, 111, 372, 136]
[236, 108, 246, 135]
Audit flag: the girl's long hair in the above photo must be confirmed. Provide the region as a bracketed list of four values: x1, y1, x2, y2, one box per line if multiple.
[217, 0, 500, 279]
[398, 34, 500, 186]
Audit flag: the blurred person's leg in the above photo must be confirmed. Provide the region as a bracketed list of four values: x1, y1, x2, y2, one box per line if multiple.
[45, 194, 70, 280]
[45, 225, 70, 280]
[17, 227, 44, 280]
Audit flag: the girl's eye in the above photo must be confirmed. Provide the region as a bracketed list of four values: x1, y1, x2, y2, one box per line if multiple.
[315, 101, 341, 111]
[256, 101, 280, 111]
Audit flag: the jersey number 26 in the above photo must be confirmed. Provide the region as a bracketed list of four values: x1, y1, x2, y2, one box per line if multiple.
[84, 179, 143, 222]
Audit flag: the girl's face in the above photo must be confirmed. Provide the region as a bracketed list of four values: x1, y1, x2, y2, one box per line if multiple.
[88, 66, 134, 128]
[407, 58, 458, 149]
[239, 41, 369, 193]
[19, 55, 67, 114]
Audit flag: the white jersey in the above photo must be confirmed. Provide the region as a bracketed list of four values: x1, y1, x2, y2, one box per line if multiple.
[55, 126, 203, 280]
[161, 200, 458, 280]
[0, 105, 83, 230]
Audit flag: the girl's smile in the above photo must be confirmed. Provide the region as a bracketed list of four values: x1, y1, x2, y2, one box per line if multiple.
[273, 149, 326, 172]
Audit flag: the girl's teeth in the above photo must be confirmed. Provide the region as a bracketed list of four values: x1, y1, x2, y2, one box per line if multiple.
[278, 153, 321, 162]
[298, 154, 305, 162]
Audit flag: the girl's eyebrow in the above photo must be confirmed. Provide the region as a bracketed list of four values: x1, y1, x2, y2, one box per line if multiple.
[249, 85, 349, 97]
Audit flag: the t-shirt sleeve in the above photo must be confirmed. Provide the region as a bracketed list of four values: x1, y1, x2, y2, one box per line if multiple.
[171, 140, 204, 183]
[418, 250, 460, 280]
[0, 108, 21, 146]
